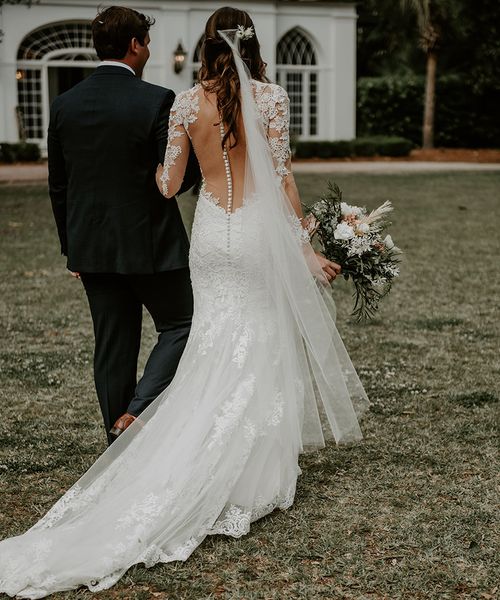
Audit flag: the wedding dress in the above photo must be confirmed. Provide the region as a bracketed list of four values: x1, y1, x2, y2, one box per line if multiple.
[0, 32, 369, 598]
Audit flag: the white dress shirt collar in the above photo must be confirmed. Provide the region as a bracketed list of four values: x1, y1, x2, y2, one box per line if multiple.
[98, 61, 135, 75]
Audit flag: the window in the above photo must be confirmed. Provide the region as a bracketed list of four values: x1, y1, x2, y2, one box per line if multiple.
[276, 29, 317, 67]
[191, 35, 204, 85]
[18, 22, 96, 60]
[17, 22, 98, 142]
[276, 29, 319, 138]
[17, 69, 43, 140]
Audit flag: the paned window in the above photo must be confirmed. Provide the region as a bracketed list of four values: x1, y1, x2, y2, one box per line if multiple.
[16, 22, 98, 142]
[17, 69, 43, 140]
[191, 35, 204, 85]
[276, 29, 319, 138]
[18, 22, 97, 60]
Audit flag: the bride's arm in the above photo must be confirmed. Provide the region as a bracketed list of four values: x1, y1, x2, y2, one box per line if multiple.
[156, 93, 192, 198]
[266, 87, 304, 221]
[268, 86, 340, 282]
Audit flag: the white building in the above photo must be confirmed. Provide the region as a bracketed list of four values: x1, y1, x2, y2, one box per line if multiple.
[0, 0, 357, 150]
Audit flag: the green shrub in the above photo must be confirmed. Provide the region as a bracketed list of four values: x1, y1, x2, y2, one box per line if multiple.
[294, 136, 413, 159]
[0, 142, 41, 163]
[328, 141, 353, 158]
[357, 75, 500, 148]
[351, 137, 378, 157]
[353, 136, 414, 157]
[294, 141, 316, 159]
[376, 136, 414, 156]
[16, 143, 41, 162]
[0, 144, 17, 163]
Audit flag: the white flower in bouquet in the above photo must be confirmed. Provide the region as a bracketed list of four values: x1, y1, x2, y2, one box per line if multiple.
[383, 234, 394, 249]
[356, 223, 370, 235]
[334, 222, 355, 240]
[340, 202, 363, 218]
[347, 236, 372, 257]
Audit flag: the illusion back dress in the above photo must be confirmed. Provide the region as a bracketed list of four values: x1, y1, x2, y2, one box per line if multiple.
[0, 53, 369, 597]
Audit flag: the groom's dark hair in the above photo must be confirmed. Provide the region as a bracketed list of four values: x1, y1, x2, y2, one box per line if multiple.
[92, 6, 155, 60]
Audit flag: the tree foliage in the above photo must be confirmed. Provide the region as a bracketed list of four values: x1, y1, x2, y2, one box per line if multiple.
[356, 0, 500, 147]
[357, 0, 499, 85]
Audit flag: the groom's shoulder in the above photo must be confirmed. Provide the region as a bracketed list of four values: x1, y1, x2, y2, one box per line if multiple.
[50, 77, 90, 112]
[135, 79, 174, 102]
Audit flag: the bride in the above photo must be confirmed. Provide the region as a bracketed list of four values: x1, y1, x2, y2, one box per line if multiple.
[0, 7, 369, 598]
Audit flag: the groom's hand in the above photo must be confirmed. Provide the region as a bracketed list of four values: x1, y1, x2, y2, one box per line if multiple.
[315, 252, 341, 282]
[68, 270, 80, 279]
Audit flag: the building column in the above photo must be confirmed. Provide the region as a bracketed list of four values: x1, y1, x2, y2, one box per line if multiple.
[331, 10, 357, 140]
[0, 64, 20, 142]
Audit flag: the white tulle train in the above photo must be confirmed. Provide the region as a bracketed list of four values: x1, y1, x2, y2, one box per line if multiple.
[0, 190, 367, 598]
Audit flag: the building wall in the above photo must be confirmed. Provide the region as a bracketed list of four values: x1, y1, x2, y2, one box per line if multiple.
[0, 0, 357, 147]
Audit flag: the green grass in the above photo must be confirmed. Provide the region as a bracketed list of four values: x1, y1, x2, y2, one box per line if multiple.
[1, 172, 499, 599]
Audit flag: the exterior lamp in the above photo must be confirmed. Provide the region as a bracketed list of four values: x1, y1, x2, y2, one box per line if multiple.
[16, 70, 24, 80]
[173, 41, 187, 74]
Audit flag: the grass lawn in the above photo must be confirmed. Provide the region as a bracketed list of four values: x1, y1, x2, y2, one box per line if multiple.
[0, 172, 498, 599]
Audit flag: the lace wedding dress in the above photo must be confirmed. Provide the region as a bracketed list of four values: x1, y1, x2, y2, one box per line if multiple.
[0, 34, 369, 599]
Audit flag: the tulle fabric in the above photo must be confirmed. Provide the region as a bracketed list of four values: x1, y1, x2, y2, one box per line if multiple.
[218, 29, 369, 447]
[0, 189, 302, 599]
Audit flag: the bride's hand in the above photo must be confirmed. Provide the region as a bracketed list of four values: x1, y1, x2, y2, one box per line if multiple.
[315, 252, 341, 282]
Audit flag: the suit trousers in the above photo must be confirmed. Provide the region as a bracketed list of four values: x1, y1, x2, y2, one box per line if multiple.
[81, 269, 193, 445]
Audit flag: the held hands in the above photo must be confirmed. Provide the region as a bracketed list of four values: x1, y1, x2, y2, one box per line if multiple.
[315, 252, 341, 283]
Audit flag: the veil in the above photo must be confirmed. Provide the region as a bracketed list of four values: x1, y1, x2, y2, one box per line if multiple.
[218, 29, 370, 447]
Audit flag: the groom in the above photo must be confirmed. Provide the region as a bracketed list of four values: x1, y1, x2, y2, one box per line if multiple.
[48, 6, 199, 445]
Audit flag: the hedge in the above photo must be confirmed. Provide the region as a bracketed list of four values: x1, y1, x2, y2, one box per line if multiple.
[0, 142, 41, 163]
[294, 136, 413, 159]
[357, 75, 500, 148]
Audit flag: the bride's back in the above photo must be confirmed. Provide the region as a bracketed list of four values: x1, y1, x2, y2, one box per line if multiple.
[160, 78, 291, 211]
[188, 84, 247, 212]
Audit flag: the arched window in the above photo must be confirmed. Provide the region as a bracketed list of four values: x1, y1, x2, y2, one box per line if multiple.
[191, 35, 204, 84]
[16, 22, 98, 142]
[18, 22, 96, 60]
[276, 28, 318, 138]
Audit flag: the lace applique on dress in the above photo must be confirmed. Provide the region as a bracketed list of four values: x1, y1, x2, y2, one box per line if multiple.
[199, 184, 221, 208]
[288, 212, 311, 245]
[160, 86, 200, 197]
[253, 82, 291, 179]
[208, 482, 298, 538]
[208, 375, 256, 449]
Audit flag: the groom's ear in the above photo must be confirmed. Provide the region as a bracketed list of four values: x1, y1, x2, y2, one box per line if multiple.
[129, 35, 149, 56]
[129, 37, 140, 55]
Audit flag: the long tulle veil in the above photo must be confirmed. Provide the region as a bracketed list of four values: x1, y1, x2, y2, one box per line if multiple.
[217, 29, 369, 447]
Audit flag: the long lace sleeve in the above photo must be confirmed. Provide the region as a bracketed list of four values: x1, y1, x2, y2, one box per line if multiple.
[266, 85, 292, 180]
[264, 85, 306, 237]
[159, 91, 198, 198]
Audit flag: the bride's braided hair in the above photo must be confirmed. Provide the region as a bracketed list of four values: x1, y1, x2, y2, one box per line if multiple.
[199, 6, 269, 149]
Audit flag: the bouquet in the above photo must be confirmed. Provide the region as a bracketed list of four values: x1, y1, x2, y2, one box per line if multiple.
[305, 182, 401, 321]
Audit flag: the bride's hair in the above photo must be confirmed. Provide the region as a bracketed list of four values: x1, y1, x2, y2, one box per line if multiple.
[199, 6, 269, 149]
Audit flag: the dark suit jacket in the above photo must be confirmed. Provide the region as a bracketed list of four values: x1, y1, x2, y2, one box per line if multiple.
[48, 65, 199, 273]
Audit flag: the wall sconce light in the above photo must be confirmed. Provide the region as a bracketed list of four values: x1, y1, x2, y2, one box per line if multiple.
[173, 41, 187, 74]
[16, 70, 24, 80]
